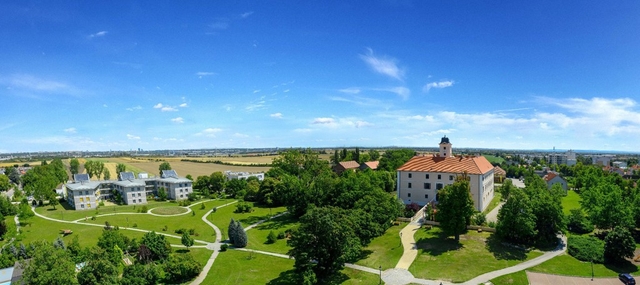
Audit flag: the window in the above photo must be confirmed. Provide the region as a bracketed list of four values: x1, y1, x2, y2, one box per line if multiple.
[408, 173, 412, 178]
[133, 199, 136, 203]
[85, 191, 89, 195]
[425, 194, 428, 199]
[138, 193, 141, 197]
[425, 174, 429, 179]
[87, 203, 91, 208]
[139, 199, 142, 203]
[80, 204, 85, 208]
[436, 183, 444, 190]
[407, 193, 411, 197]
[424, 183, 431, 189]
[408, 183, 412, 188]
[449, 175, 454, 181]
[437, 174, 441, 180]
[79, 197, 84, 202]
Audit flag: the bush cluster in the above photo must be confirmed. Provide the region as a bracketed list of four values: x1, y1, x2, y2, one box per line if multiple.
[567, 235, 604, 263]
[235, 202, 253, 213]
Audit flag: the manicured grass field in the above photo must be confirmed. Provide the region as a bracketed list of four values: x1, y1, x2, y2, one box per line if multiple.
[150, 206, 189, 215]
[205, 249, 381, 285]
[17, 215, 182, 248]
[482, 192, 503, 215]
[562, 190, 582, 215]
[483, 155, 505, 165]
[35, 200, 167, 221]
[245, 213, 299, 255]
[408, 227, 543, 283]
[355, 222, 405, 270]
[490, 270, 529, 285]
[207, 202, 287, 242]
[530, 253, 638, 277]
[85, 209, 217, 242]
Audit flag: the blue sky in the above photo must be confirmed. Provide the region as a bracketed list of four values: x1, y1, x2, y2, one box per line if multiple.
[2, 1, 640, 153]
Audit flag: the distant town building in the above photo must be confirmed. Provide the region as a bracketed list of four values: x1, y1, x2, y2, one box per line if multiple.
[65, 170, 193, 210]
[493, 166, 506, 183]
[593, 155, 615, 166]
[333, 160, 360, 175]
[224, 171, 265, 181]
[543, 172, 567, 192]
[359, 161, 379, 171]
[547, 150, 576, 166]
[396, 136, 495, 212]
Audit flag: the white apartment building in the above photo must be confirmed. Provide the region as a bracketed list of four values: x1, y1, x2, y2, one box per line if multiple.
[396, 136, 495, 212]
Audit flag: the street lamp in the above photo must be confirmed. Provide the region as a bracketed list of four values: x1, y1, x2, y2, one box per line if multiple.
[591, 258, 594, 281]
[379, 266, 382, 284]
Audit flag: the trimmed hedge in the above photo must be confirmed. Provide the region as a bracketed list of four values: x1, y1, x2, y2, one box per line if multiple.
[567, 235, 604, 263]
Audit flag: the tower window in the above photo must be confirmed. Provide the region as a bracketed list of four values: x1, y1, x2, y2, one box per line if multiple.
[425, 174, 429, 179]
[408, 173, 412, 178]
[408, 193, 411, 198]
[408, 183, 412, 188]
[438, 174, 442, 180]
[424, 183, 431, 189]
[425, 194, 428, 199]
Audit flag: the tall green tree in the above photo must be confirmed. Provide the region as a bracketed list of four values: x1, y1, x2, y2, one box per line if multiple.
[437, 179, 475, 241]
[103, 168, 111, 180]
[378, 149, 415, 171]
[140, 231, 172, 261]
[604, 226, 635, 264]
[69, 158, 80, 175]
[209, 172, 226, 193]
[77, 247, 119, 285]
[0, 175, 10, 192]
[181, 232, 194, 250]
[288, 206, 362, 281]
[120, 263, 160, 285]
[116, 163, 127, 175]
[582, 183, 634, 230]
[159, 162, 172, 176]
[368, 149, 380, 161]
[20, 241, 79, 285]
[163, 253, 202, 283]
[496, 187, 537, 245]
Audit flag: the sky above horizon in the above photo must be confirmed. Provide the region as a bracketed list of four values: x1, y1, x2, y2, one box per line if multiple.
[2, 1, 640, 153]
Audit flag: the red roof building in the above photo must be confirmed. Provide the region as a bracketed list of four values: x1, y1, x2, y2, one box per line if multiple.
[333, 160, 360, 175]
[396, 137, 495, 212]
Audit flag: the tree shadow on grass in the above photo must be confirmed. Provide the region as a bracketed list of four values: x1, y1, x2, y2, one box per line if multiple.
[605, 260, 639, 274]
[415, 230, 462, 256]
[266, 269, 298, 285]
[256, 214, 298, 231]
[175, 249, 190, 254]
[485, 234, 527, 261]
[239, 214, 273, 226]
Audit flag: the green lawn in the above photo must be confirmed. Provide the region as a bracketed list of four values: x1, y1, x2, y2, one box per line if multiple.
[205, 250, 381, 284]
[150, 206, 189, 215]
[84, 210, 217, 242]
[35, 200, 168, 221]
[246, 213, 298, 254]
[490, 271, 529, 285]
[408, 227, 543, 283]
[18, 215, 181, 248]
[207, 202, 287, 242]
[482, 192, 503, 215]
[355, 223, 405, 270]
[562, 190, 582, 215]
[484, 155, 505, 165]
[530, 253, 638, 277]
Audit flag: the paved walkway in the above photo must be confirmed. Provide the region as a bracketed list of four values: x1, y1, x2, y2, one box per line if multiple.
[527, 271, 621, 285]
[485, 202, 504, 223]
[395, 221, 422, 269]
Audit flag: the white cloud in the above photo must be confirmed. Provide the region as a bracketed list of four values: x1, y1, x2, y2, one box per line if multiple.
[270, 113, 283, 119]
[283, 89, 290, 93]
[196, 128, 223, 137]
[161, 106, 178, 112]
[233, 133, 250, 138]
[126, 106, 142, 111]
[64, 127, 76, 134]
[354, 121, 372, 128]
[294, 128, 313, 133]
[7, 74, 69, 92]
[376, 87, 411, 99]
[171, 117, 184, 124]
[246, 100, 266, 111]
[339, 87, 361, 94]
[179, 103, 188, 108]
[253, 89, 261, 94]
[241, 11, 254, 18]
[88, 31, 108, 38]
[312, 117, 335, 125]
[127, 134, 140, 140]
[209, 21, 229, 30]
[423, 80, 455, 92]
[153, 103, 163, 109]
[222, 104, 232, 111]
[103, 104, 108, 107]
[359, 48, 404, 81]
[196, 72, 216, 76]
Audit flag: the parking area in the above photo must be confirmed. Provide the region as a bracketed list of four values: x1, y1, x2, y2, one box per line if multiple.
[527, 272, 623, 285]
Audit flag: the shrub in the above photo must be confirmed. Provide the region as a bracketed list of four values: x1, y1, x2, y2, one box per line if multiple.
[175, 228, 187, 234]
[567, 235, 604, 263]
[189, 228, 196, 235]
[98, 201, 105, 207]
[487, 221, 496, 228]
[235, 202, 253, 213]
[277, 231, 286, 240]
[200, 203, 205, 210]
[132, 223, 138, 228]
[266, 231, 277, 244]
[403, 202, 421, 218]
[91, 216, 96, 221]
[472, 212, 487, 226]
[162, 225, 168, 231]
[141, 205, 148, 213]
[220, 244, 228, 252]
[566, 209, 594, 234]
[192, 211, 196, 216]
[604, 226, 636, 264]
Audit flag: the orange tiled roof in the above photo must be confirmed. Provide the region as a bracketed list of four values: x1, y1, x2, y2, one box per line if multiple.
[493, 166, 506, 176]
[339, 160, 360, 169]
[543, 172, 557, 182]
[397, 155, 494, 175]
[363, 161, 379, 170]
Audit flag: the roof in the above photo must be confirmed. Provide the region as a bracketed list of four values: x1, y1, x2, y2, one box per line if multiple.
[66, 181, 102, 191]
[543, 172, 566, 182]
[338, 161, 360, 169]
[161, 170, 179, 178]
[73, 173, 90, 182]
[493, 166, 507, 176]
[113, 179, 146, 187]
[157, 177, 191, 183]
[397, 155, 494, 175]
[440, 136, 450, 144]
[362, 161, 379, 170]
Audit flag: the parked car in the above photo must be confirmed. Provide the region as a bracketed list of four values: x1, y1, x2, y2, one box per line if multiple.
[619, 273, 636, 285]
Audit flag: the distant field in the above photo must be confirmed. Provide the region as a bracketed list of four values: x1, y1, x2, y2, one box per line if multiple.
[103, 157, 271, 178]
[0, 161, 42, 168]
[483, 155, 505, 165]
